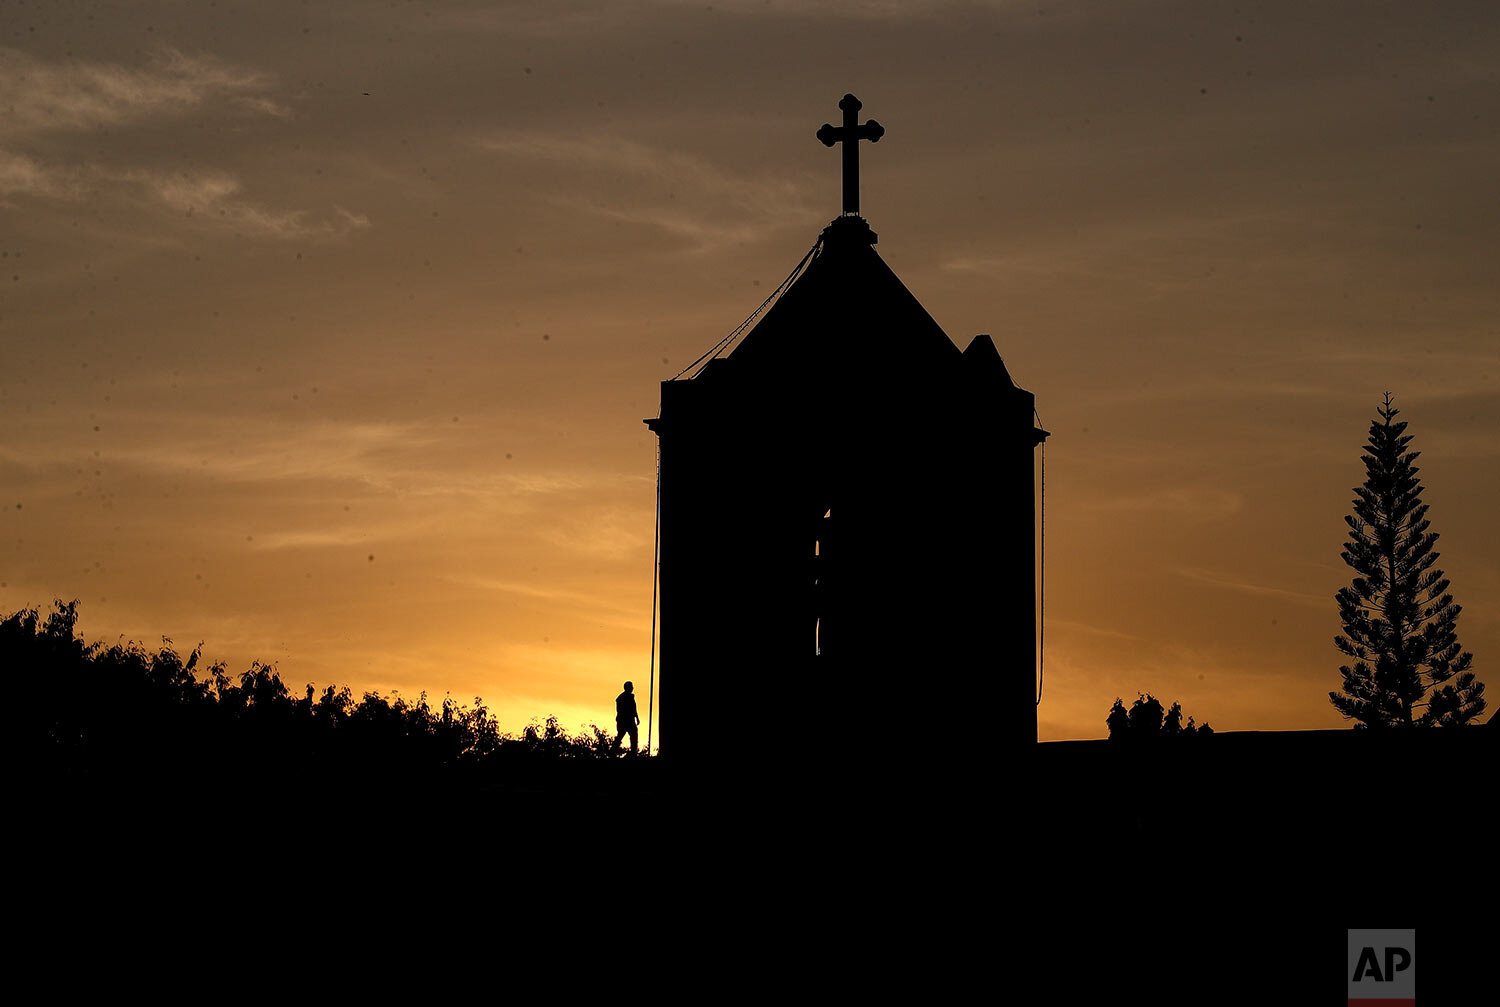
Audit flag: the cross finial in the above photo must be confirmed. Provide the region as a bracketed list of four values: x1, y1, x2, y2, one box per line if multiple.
[816, 93, 884, 217]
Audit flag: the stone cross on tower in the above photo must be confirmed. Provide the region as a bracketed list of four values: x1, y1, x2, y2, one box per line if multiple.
[816, 93, 884, 216]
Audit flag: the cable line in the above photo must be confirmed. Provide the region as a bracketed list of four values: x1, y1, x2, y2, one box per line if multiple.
[647, 237, 822, 751]
[1036, 407, 1046, 706]
[646, 439, 661, 755]
[671, 237, 822, 381]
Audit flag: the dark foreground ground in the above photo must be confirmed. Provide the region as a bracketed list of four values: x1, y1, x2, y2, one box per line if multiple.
[26, 725, 1491, 873]
[18, 726, 1492, 997]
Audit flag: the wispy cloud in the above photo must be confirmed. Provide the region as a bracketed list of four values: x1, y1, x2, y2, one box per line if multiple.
[1082, 486, 1244, 519]
[250, 528, 376, 551]
[1047, 617, 1141, 642]
[581, 200, 789, 251]
[0, 154, 368, 240]
[436, 0, 1009, 36]
[1170, 566, 1328, 608]
[106, 418, 435, 489]
[121, 167, 370, 239]
[476, 132, 811, 250]
[451, 575, 643, 620]
[76, 412, 638, 511]
[538, 509, 647, 561]
[234, 96, 293, 119]
[0, 46, 278, 137]
[0, 47, 367, 239]
[0, 149, 81, 201]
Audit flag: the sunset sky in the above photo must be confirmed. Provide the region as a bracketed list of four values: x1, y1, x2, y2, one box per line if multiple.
[3, 0, 1496, 741]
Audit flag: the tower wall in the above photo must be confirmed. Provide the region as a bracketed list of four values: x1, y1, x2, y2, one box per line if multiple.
[650, 344, 1045, 767]
[647, 218, 1047, 771]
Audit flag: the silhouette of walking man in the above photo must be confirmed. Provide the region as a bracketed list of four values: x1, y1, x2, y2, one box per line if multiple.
[613, 681, 640, 756]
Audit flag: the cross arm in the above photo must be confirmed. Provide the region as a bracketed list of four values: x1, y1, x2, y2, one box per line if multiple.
[817, 121, 885, 147]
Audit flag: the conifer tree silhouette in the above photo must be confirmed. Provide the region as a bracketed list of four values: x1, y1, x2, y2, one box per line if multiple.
[1331, 394, 1485, 727]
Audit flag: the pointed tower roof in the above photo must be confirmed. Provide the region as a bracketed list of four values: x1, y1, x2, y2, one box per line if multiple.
[725, 215, 962, 380]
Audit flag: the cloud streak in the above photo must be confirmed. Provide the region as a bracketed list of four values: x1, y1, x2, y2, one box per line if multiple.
[1081, 487, 1244, 519]
[1171, 566, 1328, 608]
[0, 47, 366, 240]
[0, 150, 81, 201]
[1, 151, 368, 241]
[0, 46, 277, 137]
[123, 167, 371, 240]
[477, 132, 812, 250]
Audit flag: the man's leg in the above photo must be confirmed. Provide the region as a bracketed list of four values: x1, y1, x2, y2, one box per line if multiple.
[613, 722, 627, 753]
[627, 724, 639, 754]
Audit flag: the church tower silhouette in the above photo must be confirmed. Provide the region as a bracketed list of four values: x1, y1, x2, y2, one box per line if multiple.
[645, 95, 1048, 764]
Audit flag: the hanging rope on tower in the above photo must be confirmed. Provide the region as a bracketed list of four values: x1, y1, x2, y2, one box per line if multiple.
[670, 237, 823, 381]
[646, 439, 661, 755]
[1036, 406, 1046, 707]
[645, 236, 823, 751]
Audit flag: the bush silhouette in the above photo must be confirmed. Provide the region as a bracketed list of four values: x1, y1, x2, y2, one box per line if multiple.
[5, 599, 624, 787]
[1107, 694, 1212, 742]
